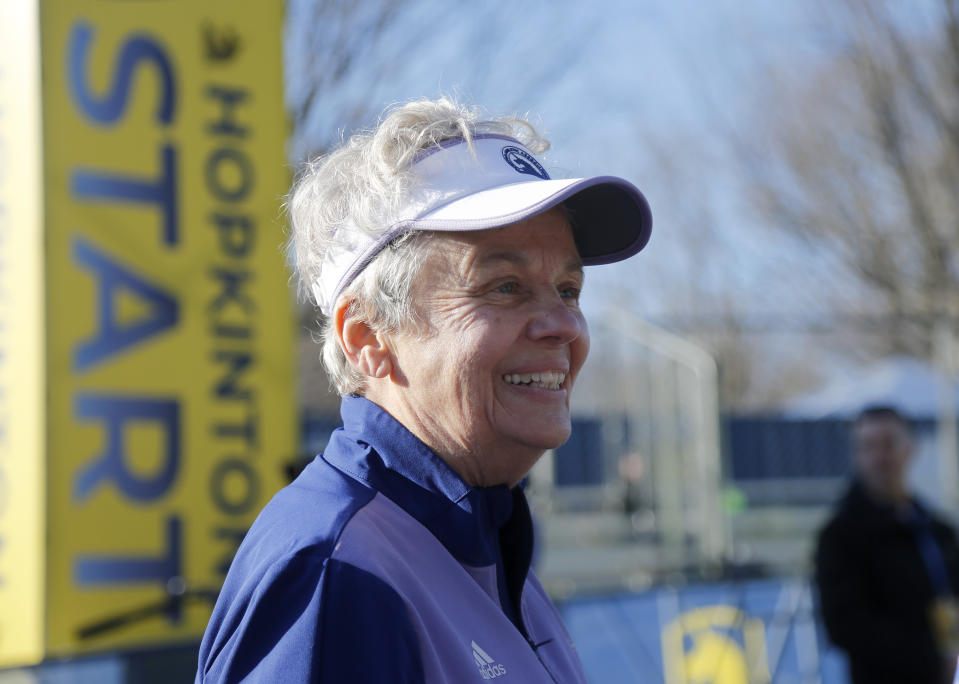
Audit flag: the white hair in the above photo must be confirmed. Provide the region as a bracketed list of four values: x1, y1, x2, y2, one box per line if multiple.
[286, 97, 550, 395]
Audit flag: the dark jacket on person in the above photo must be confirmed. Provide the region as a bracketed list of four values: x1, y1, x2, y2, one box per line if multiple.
[814, 480, 959, 684]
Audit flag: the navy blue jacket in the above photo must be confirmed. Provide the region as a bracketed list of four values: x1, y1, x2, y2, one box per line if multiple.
[196, 395, 588, 683]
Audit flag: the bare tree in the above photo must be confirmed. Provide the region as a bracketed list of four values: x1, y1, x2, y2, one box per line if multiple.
[745, 0, 959, 361]
[285, 0, 595, 160]
[600, 121, 827, 411]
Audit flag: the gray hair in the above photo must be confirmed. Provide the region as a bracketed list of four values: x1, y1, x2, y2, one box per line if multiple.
[286, 97, 550, 395]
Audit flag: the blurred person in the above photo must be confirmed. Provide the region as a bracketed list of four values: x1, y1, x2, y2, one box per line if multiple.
[815, 406, 959, 684]
[618, 451, 654, 540]
[194, 97, 652, 682]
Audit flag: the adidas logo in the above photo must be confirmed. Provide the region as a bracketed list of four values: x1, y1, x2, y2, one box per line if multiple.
[471, 640, 507, 680]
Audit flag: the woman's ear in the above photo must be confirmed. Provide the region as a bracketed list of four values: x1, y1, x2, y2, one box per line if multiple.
[334, 298, 393, 379]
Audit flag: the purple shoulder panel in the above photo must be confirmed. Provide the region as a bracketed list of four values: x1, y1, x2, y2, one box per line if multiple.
[332, 493, 588, 683]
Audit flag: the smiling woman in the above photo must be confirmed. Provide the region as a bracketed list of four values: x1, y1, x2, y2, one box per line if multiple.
[195, 97, 652, 683]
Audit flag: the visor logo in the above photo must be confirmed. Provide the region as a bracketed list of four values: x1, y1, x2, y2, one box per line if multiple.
[502, 146, 549, 180]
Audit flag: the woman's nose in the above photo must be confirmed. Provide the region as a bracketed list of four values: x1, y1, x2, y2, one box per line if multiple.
[526, 294, 584, 344]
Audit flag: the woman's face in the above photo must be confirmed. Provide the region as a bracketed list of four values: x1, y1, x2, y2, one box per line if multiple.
[382, 208, 589, 487]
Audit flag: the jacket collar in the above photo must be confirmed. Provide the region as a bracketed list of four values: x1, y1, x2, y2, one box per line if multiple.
[321, 394, 522, 568]
[843, 479, 937, 529]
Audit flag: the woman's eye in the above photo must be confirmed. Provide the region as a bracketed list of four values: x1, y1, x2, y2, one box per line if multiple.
[560, 286, 581, 300]
[496, 282, 519, 294]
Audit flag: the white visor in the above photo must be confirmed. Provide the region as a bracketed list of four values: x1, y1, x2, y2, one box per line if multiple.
[312, 134, 652, 315]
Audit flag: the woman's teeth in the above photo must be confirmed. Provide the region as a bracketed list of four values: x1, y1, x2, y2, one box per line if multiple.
[503, 371, 565, 390]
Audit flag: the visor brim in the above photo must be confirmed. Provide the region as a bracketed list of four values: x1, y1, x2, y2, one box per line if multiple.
[406, 175, 652, 265]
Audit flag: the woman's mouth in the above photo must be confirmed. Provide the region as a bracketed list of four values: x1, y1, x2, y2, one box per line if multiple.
[502, 371, 566, 390]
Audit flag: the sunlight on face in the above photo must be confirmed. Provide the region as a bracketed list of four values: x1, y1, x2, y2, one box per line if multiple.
[384, 208, 589, 487]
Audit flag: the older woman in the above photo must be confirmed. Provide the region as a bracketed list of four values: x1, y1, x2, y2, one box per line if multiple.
[196, 98, 652, 683]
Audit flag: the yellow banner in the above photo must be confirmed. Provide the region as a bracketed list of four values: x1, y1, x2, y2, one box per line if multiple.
[0, 0, 46, 668]
[662, 605, 770, 684]
[41, 0, 294, 658]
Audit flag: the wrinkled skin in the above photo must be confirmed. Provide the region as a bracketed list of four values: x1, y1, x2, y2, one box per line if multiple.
[361, 208, 589, 487]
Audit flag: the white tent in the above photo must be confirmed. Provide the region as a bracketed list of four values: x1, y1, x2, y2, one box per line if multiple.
[784, 355, 958, 420]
